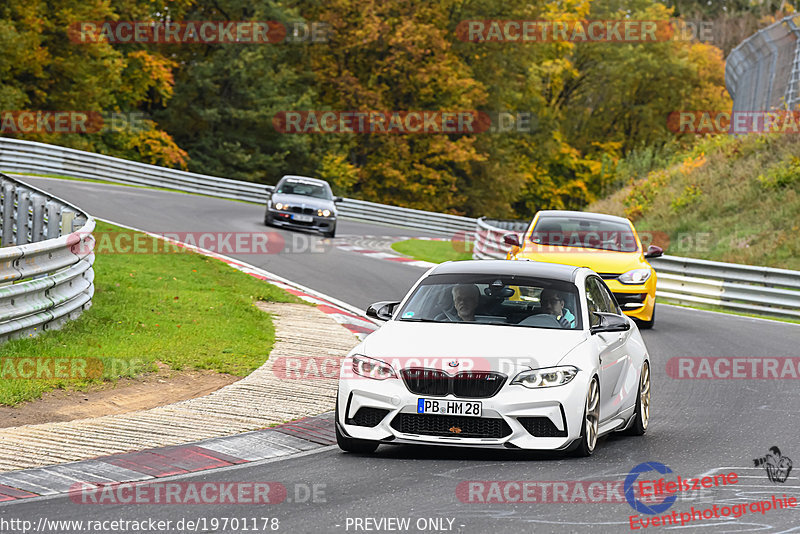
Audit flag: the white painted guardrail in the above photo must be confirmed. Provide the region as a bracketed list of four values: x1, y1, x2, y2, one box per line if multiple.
[474, 217, 800, 320]
[0, 137, 475, 235]
[0, 172, 95, 342]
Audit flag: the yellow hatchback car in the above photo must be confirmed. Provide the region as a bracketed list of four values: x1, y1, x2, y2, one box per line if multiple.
[504, 210, 662, 328]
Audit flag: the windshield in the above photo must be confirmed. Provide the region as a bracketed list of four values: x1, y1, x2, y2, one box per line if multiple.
[530, 216, 639, 252]
[397, 274, 582, 330]
[276, 180, 331, 200]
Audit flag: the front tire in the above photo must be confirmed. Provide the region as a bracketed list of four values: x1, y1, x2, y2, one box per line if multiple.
[264, 213, 274, 227]
[324, 224, 336, 239]
[335, 402, 379, 453]
[573, 377, 600, 457]
[624, 361, 650, 436]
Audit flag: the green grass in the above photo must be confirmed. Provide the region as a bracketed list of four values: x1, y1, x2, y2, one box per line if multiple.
[589, 134, 800, 270]
[391, 239, 474, 263]
[0, 220, 302, 406]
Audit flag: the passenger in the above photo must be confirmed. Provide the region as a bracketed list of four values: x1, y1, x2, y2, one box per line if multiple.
[540, 288, 576, 328]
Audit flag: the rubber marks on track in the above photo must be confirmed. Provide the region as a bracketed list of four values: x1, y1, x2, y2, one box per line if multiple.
[0, 413, 336, 502]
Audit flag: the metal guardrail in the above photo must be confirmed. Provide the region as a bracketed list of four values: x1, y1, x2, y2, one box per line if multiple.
[726, 15, 800, 111]
[473, 217, 529, 260]
[0, 173, 95, 342]
[0, 137, 476, 235]
[473, 218, 800, 320]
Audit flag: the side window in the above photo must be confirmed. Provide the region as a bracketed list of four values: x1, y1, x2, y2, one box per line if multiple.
[585, 277, 613, 325]
[597, 281, 622, 315]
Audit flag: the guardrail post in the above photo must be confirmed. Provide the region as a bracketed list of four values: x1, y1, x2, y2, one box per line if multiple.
[31, 194, 46, 242]
[45, 201, 61, 239]
[16, 190, 31, 246]
[1, 182, 15, 247]
[60, 209, 75, 236]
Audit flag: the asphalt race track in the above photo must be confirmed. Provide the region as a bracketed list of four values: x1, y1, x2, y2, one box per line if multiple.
[2, 177, 800, 533]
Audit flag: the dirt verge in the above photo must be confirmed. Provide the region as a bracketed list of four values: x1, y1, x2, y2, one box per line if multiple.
[0, 362, 239, 428]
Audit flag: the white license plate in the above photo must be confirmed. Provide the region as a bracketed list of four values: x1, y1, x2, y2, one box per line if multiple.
[292, 214, 313, 222]
[417, 398, 482, 417]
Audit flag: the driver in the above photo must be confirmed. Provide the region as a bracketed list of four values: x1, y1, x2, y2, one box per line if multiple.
[437, 284, 480, 322]
[540, 288, 576, 328]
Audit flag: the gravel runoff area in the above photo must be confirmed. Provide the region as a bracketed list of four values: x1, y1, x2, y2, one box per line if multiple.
[0, 302, 357, 472]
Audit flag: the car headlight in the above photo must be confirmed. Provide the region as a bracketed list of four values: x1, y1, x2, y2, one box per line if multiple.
[317, 209, 331, 217]
[511, 366, 578, 388]
[618, 268, 652, 284]
[352, 355, 396, 380]
[274, 203, 285, 210]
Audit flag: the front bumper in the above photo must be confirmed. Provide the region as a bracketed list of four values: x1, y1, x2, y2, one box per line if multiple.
[605, 276, 656, 322]
[337, 372, 591, 450]
[267, 208, 336, 233]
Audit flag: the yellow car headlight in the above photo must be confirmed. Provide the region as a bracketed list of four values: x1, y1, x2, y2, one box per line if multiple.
[618, 269, 652, 284]
[318, 209, 331, 217]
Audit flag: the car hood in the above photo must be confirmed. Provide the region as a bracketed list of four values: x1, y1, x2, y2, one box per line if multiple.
[271, 193, 335, 211]
[359, 320, 588, 374]
[517, 247, 647, 274]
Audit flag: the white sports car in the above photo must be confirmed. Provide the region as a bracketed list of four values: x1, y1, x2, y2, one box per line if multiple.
[336, 260, 651, 456]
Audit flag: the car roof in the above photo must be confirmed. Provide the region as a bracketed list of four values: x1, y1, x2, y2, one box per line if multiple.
[536, 210, 631, 225]
[428, 259, 582, 283]
[279, 175, 330, 186]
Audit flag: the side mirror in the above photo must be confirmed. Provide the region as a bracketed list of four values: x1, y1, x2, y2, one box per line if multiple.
[265, 185, 275, 193]
[503, 233, 521, 247]
[644, 245, 663, 258]
[590, 312, 631, 334]
[333, 196, 343, 203]
[366, 300, 400, 321]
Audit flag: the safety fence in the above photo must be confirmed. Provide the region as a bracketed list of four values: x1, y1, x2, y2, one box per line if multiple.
[726, 14, 800, 111]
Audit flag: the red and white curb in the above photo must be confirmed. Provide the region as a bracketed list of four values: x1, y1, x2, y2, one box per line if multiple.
[0, 414, 335, 504]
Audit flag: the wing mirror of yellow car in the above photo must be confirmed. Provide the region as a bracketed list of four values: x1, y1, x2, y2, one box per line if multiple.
[503, 233, 521, 247]
[644, 245, 663, 259]
[366, 301, 400, 321]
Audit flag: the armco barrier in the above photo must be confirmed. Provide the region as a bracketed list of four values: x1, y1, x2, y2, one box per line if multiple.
[0, 172, 95, 342]
[0, 138, 475, 235]
[473, 218, 800, 320]
[473, 217, 529, 260]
